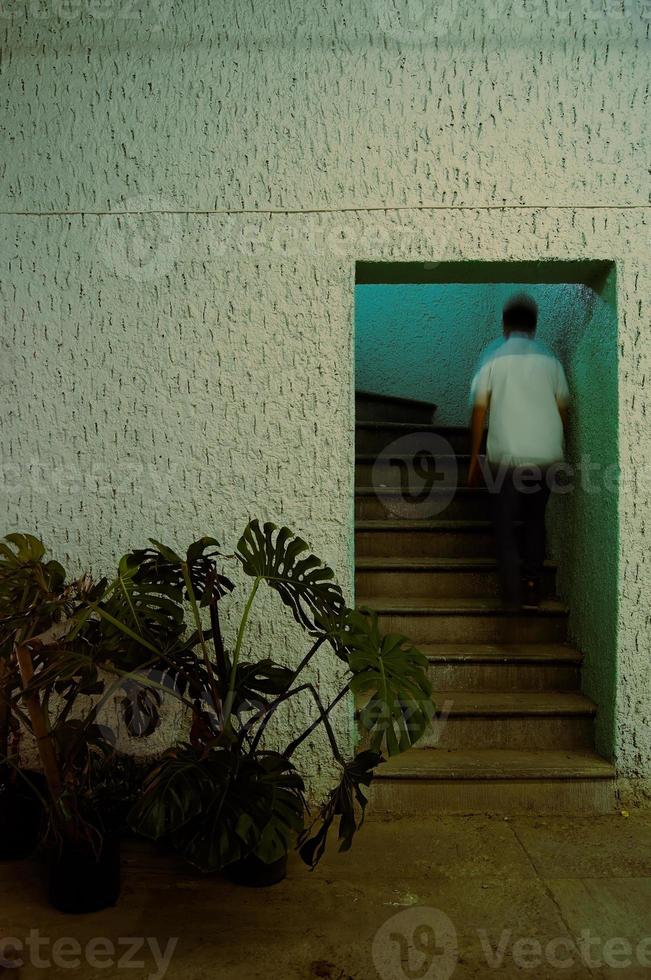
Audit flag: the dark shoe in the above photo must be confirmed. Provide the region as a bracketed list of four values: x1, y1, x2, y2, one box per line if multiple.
[522, 578, 541, 609]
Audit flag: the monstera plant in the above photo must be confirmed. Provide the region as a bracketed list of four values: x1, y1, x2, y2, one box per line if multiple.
[0, 522, 434, 890]
[97, 520, 435, 882]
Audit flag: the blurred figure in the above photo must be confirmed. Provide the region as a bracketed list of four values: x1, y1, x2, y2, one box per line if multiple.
[468, 294, 570, 611]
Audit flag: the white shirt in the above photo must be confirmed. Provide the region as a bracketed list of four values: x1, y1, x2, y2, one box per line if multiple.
[469, 332, 570, 467]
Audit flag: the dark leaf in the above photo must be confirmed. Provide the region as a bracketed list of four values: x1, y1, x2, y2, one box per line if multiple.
[236, 520, 344, 633]
[345, 608, 434, 756]
[298, 750, 382, 869]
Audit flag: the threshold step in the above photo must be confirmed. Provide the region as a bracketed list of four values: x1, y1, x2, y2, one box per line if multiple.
[369, 750, 617, 814]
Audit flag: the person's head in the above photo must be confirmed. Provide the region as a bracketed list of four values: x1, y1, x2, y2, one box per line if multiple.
[502, 293, 538, 337]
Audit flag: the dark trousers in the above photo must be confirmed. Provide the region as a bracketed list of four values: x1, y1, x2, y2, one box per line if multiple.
[489, 464, 551, 606]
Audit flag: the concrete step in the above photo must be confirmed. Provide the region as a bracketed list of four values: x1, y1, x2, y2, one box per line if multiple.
[357, 597, 569, 643]
[369, 749, 617, 814]
[414, 691, 596, 750]
[355, 390, 437, 424]
[356, 520, 499, 558]
[356, 422, 478, 456]
[355, 486, 491, 521]
[355, 557, 557, 599]
[421, 642, 582, 691]
[356, 453, 471, 486]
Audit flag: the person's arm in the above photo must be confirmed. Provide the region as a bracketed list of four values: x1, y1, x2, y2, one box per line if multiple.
[468, 400, 488, 487]
[468, 361, 491, 487]
[557, 400, 569, 439]
[555, 360, 571, 445]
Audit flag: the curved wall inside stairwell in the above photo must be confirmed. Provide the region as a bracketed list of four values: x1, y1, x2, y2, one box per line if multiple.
[355, 275, 619, 759]
[354, 281, 595, 426]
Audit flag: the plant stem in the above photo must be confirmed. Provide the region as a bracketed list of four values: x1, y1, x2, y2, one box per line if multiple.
[181, 564, 220, 715]
[224, 577, 260, 727]
[209, 601, 227, 679]
[209, 602, 226, 727]
[284, 685, 349, 762]
[14, 643, 63, 802]
[239, 634, 327, 747]
[0, 656, 12, 763]
[292, 635, 327, 684]
[250, 681, 348, 764]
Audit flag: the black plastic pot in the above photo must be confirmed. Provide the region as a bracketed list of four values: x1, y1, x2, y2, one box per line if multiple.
[0, 770, 45, 860]
[224, 852, 288, 887]
[48, 835, 121, 913]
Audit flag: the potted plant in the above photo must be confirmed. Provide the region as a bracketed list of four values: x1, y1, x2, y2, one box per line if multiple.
[94, 520, 434, 884]
[0, 535, 65, 859]
[0, 533, 137, 910]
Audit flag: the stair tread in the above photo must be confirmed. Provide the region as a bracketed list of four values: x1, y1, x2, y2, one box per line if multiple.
[356, 421, 469, 431]
[356, 485, 486, 495]
[429, 691, 596, 715]
[357, 597, 568, 615]
[356, 557, 557, 571]
[376, 749, 615, 780]
[356, 453, 471, 461]
[419, 642, 582, 663]
[355, 390, 438, 411]
[356, 519, 496, 530]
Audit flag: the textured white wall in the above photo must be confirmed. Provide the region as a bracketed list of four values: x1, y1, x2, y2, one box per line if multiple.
[0, 0, 649, 790]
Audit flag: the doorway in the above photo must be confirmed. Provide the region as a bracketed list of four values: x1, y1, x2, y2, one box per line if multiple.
[354, 260, 619, 762]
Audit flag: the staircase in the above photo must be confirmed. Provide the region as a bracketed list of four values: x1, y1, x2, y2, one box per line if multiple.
[355, 391, 616, 815]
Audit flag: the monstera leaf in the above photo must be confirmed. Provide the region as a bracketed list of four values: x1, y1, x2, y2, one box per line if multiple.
[298, 750, 382, 869]
[144, 537, 234, 606]
[0, 533, 70, 654]
[236, 520, 344, 632]
[128, 743, 215, 838]
[99, 552, 186, 667]
[228, 659, 296, 715]
[99, 537, 233, 669]
[346, 608, 434, 756]
[129, 744, 305, 872]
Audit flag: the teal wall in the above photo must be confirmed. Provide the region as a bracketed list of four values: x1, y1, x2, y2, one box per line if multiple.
[547, 270, 619, 757]
[355, 282, 595, 424]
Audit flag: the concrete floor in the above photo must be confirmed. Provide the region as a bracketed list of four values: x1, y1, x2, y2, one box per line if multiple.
[1, 812, 651, 979]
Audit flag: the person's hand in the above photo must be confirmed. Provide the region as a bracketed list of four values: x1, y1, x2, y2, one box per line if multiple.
[467, 455, 482, 487]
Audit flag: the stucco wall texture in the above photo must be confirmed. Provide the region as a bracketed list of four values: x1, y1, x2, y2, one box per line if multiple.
[0, 1, 649, 791]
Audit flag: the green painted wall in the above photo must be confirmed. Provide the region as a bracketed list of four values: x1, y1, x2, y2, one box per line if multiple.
[355, 282, 595, 424]
[547, 270, 619, 758]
